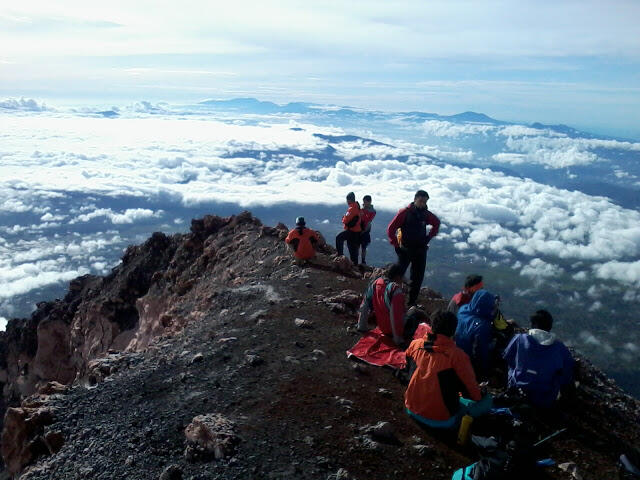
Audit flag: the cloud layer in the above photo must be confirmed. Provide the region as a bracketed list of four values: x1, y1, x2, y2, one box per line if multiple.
[0, 100, 639, 331]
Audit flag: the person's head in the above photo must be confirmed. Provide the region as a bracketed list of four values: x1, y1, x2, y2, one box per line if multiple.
[346, 192, 356, 204]
[530, 309, 553, 332]
[464, 274, 483, 289]
[430, 310, 458, 338]
[363, 195, 372, 207]
[414, 190, 429, 209]
[386, 263, 405, 283]
[295, 216, 306, 227]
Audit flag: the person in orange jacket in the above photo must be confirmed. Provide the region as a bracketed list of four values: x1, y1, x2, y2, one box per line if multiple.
[335, 192, 362, 264]
[405, 310, 492, 429]
[285, 217, 319, 261]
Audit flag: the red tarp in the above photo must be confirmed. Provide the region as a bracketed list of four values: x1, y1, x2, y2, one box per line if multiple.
[346, 323, 431, 369]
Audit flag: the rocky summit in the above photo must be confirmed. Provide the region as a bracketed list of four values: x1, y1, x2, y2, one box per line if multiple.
[1, 212, 639, 480]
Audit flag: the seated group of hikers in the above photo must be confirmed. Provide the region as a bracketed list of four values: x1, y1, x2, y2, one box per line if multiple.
[358, 268, 574, 431]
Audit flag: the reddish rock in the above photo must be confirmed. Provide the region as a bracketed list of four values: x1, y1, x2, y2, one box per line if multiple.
[184, 413, 240, 460]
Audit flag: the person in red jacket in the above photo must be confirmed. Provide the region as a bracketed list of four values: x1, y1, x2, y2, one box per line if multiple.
[285, 217, 319, 262]
[387, 190, 441, 306]
[405, 310, 492, 429]
[360, 195, 377, 265]
[357, 264, 417, 347]
[335, 192, 362, 264]
[447, 274, 484, 315]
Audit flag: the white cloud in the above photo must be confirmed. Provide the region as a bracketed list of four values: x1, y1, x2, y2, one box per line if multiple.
[71, 208, 163, 224]
[0, 97, 48, 111]
[422, 120, 495, 138]
[593, 260, 640, 286]
[0, 316, 6, 331]
[519, 258, 564, 279]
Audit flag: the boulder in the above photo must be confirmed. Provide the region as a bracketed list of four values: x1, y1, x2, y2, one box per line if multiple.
[184, 413, 240, 461]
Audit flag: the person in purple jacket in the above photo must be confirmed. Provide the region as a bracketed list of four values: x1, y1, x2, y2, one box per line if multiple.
[502, 309, 574, 408]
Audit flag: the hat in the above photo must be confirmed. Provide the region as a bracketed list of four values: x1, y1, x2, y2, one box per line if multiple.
[295, 216, 306, 226]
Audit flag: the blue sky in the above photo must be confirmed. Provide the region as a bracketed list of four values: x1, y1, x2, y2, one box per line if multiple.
[1, 1, 640, 138]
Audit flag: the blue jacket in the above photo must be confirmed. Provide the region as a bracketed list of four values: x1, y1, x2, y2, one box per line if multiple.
[455, 290, 497, 378]
[455, 290, 496, 377]
[503, 329, 574, 408]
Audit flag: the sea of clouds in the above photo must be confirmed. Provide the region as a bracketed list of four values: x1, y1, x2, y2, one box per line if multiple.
[1, 99, 639, 370]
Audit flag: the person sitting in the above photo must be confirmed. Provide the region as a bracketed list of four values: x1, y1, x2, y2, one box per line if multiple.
[285, 217, 319, 262]
[454, 289, 499, 380]
[357, 264, 419, 348]
[405, 310, 492, 429]
[502, 310, 574, 408]
[447, 274, 484, 315]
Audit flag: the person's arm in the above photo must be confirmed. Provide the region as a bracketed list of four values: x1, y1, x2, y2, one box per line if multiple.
[309, 230, 319, 247]
[343, 204, 360, 229]
[502, 335, 518, 365]
[559, 344, 574, 387]
[386, 209, 407, 247]
[454, 351, 482, 401]
[389, 289, 406, 345]
[285, 230, 294, 244]
[425, 211, 441, 243]
[471, 322, 491, 379]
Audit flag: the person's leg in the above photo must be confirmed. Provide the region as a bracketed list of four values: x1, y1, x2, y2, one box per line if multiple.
[408, 247, 427, 305]
[360, 232, 370, 264]
[459, 395, 493, 418]
[346, 231, 360, 264]
[395, 247, 410, 276]
[335, 231, 347, 256]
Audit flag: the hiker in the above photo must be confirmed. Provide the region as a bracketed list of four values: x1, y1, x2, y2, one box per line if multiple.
[285, 217, 319, 262]
[360, 195, 376, 265]
[454, 289, 500, 380]
[335, 192, 362, 264]
[357, 264, 421, 348]
[405, 310, 492, 429]
[387, 190, 440, 306]
[447, 274, 484, 315]
[502, 310, 574, 408]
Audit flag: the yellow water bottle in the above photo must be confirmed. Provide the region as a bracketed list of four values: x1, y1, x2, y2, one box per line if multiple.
[457, 414, 473, 446]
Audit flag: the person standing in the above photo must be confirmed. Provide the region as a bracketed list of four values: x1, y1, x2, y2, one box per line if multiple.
[360, 195, 377, 265]
[387, 190, 440, 306]
[335, 192, 362, 264]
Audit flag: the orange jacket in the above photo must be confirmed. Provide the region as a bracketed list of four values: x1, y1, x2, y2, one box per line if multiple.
[285, 227, 319, 260]
[342, 201, 362, 232]
[405, 333, 481, 421]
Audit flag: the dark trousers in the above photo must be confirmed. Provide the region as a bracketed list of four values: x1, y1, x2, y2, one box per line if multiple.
[336, 230, 360, 264]
[396, 246, 427, 305]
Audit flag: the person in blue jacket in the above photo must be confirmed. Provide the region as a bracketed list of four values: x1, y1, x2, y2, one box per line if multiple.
[502, 309, 574, 408]
[455, 289, 499, 380]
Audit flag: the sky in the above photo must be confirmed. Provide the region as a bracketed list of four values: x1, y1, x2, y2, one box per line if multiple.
[1, 1, 640, 139]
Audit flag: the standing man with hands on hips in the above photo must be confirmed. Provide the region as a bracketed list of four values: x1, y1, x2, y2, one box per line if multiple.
[387, 190, 440, 307]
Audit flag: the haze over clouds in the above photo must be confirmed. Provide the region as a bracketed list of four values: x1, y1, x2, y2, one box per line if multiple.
[1, 1, 639, 137]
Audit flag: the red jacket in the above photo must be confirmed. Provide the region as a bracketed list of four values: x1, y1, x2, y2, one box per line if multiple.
[405, 333, 481, 421]
[285, 227, 319, 260]
[360, 206, 376, 232]
[342, 201, 362, 232]
[371, 277, 405, 341]
[387, 203, 440, 248]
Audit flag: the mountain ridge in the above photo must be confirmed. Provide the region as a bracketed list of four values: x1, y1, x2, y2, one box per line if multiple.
[1, 212, 639, 479]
